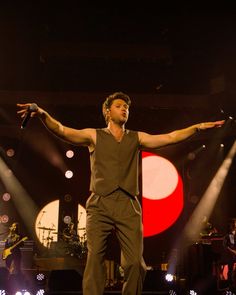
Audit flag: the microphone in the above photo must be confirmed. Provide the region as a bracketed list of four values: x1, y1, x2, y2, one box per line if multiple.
[21, 103, 38, 129]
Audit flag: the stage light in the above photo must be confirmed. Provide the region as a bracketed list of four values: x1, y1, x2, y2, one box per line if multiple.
[35, 273, 46, 287]
[65, 170, 73, 179]
[63, 215, 72, 224]
[0, 290, 6, 295]
[202, 144, 206, 149]
[6, 148, 15, 157]
[2, 192, 11, 201]
[36, 273, 45, 281]
[220, 143, 224, 148]
[15, 291, 31, 295]
[1, 215, 9, 223]
[66, 150, 74, 158]
[189, 290, 198, 295]
[165, 273, 174, 282]
[35, 290, 45, 295]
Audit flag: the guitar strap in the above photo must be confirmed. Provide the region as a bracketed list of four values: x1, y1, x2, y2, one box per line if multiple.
[5, 234, 21, 249]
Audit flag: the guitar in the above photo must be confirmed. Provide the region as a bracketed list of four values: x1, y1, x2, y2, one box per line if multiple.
[2, 236, 28, 260]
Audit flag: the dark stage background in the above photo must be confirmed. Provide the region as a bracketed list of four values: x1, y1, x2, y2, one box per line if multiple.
[0, 3, 236, 270]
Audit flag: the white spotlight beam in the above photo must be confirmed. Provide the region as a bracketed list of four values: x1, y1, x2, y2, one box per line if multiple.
[167, 141, 236, 277]
[184, 140, 236, 243]
[0, 156, 38, 239]
[24, 132, 68, 173]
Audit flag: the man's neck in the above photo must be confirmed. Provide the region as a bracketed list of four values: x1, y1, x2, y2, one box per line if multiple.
[107, 122, 125, 133]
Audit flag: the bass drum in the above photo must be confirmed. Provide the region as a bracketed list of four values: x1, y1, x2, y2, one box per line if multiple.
[62, 228, 78, 242]
[65, 240, 87, 259]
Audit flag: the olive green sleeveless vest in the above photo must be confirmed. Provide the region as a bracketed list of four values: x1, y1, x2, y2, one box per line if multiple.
[89, 128, 140, 197]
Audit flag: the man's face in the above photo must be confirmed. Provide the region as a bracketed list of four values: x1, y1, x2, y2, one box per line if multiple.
[108, 99, 129, 124]
[10, 223, 17, 232]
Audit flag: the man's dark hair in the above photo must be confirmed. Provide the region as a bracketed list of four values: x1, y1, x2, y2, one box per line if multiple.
[102, 92, 131, 125]
[103, 92, 131, 110]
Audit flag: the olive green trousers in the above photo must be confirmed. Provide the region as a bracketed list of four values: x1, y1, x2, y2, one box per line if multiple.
[83, 189, 147, 295]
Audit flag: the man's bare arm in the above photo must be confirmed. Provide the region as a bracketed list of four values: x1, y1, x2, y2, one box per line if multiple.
[17, 103, 95, 147]
[139, 120, 225, 149]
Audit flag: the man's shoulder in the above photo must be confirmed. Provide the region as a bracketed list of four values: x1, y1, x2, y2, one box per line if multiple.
[127, 130, 139, 139]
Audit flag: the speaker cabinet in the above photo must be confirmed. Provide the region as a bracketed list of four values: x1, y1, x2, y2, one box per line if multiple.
[48, 269, 82, 291]
[143, 269, 168, 291]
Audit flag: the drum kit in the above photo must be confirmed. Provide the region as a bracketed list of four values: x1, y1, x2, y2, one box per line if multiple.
[37, 224, 87, 259]
[63, 226, 87, 259]
[37, 226, 55, 249]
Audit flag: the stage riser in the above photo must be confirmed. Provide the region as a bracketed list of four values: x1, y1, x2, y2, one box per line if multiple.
[45, 292, 170, 295]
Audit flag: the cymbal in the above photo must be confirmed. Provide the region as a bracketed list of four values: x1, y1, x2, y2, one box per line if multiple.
[37, 226, 54, 231]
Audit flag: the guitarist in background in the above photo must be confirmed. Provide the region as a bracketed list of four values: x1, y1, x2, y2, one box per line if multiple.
[3, 222, 24, 275]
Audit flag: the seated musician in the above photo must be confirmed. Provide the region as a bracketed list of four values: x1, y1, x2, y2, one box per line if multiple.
[63, 222, 77, 242]
[200, 215, 218, 238]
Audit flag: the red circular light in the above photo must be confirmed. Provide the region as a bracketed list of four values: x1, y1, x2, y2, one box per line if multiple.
[142, 152, 184, 237]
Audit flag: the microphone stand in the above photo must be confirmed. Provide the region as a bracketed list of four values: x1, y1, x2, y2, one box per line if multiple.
[37, 211, 46, 243]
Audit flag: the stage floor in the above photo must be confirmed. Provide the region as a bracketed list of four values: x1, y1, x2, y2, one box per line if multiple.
[0, 255, 231, 295]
